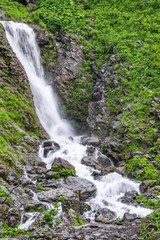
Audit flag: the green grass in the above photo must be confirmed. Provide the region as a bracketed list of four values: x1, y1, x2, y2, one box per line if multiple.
[0, 0, 31, 22]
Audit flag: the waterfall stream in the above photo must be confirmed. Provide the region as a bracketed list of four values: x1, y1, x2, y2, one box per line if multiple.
[1, 21, 152, 229]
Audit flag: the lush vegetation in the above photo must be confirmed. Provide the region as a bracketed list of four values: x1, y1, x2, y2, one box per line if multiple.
[0, 0, 160, 237]
[51, 165, 75, 180]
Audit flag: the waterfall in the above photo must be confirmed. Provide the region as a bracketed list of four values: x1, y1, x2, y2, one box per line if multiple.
[1, 21, 73, 138]
[1, 21, 152, 225]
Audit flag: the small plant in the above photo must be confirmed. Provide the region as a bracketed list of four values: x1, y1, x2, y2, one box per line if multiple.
[60, 169, 75, 178]
[52, 165, 61, 172]
[36, 183, 50, 191]
[43, 201, 61, 226]
[73, 213, 84, 226]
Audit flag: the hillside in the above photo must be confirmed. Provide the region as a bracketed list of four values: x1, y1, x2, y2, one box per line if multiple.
[0, 0, 160, 239]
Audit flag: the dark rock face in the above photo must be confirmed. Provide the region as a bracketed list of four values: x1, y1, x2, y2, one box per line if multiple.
[119, 191, 138, 206]
[42, 141, 60, 157]
[30, 24, 50, 46]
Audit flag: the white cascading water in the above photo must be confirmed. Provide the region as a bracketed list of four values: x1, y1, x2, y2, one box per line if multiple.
[2, 21, 152, 228]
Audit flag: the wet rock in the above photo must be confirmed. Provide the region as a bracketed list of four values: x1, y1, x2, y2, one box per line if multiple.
[37, 188, 76, 202]
[140, 180, 150, 193]
[43, 141, 60, 157]
[81, 136, 101, 147]
[86, 146, 95, 155]
[42, 140, 60, 148]
[123, 213, 138, 221]
[119, 191, 138, 205]
[97, 154, 112, 168]
[62, 199, 91, 214]
[91, 171, 102, 180]
[81, 156, 100, 170]
[23, 199, 46, 211]
[95, 208, 116, 222]
[52, 157, 76, 173]
[101, 166, 114, 175]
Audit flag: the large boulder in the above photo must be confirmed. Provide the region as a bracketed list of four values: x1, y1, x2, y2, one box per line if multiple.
[52, 157, 76, 173]
[97, 154, 112, 168]
[44, 176, 97, 201]
[81, 156, 101, 170]
[23, 199, 46, 211]
[64, 176, 97, 201]
[37, 188, 76, 203]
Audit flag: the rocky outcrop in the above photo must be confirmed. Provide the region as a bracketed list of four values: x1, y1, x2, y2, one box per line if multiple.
[37, 188, 76, 203]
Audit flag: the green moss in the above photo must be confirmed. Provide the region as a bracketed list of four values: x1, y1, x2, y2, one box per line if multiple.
[0, 0, 31, 22]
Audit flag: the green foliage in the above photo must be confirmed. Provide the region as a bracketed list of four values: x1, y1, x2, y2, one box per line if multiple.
[139, 211, 160, 240]
[0, 0, 31, 21]
[0, 188, 7, 197]
[135, 195, 160, 209]
[0, 222, 26, 238]
[60, 168, 75, 178]
[36, 183, 50, 191]
[43, 201, 60, 226]
[73, 213, 84, 226]
[51, 166, 75, 180]
[125, 156, 159, 181]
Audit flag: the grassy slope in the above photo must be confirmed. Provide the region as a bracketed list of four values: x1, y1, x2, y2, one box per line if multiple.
[1, 0, 160, 238]
[32, 0, 160, 238]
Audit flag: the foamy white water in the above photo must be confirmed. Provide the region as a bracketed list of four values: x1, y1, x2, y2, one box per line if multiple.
[1, 21, 152, 227]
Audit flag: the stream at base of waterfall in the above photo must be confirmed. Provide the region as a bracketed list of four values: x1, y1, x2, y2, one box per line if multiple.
[1, 21, 152, 230]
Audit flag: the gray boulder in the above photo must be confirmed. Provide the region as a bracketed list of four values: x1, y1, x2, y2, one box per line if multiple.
[81, 136, 101, 147]
[95, 208, 116, 222]
[81, 156, 101, 170]
[52, 157, 75, 173]
[37, 188, 76, 203]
